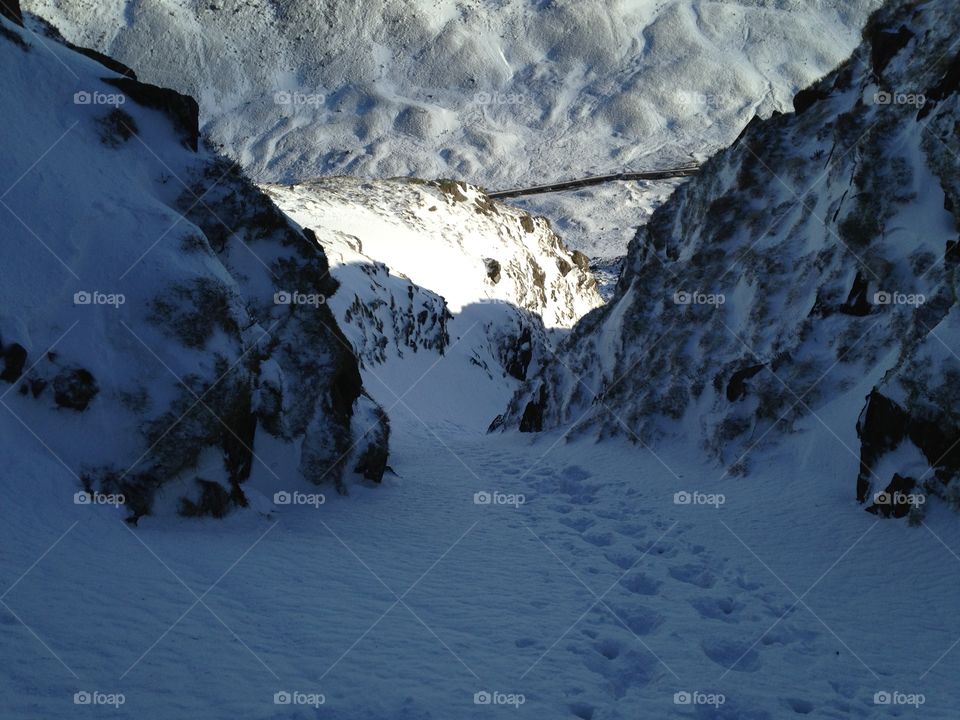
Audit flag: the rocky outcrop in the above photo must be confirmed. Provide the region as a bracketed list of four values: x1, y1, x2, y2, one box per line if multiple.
[104, 77, 199, 151]
[0, 0, 22, 26]
[500, 0, 960, 518]
[0, 15, 388, 523]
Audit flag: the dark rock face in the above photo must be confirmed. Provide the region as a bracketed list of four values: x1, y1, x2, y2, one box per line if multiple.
[918, 51, 960, 120]
[0, 0, 22, 26]
[0, 343, 27, 383]
[484, 258, 502, 284]
[503, 325, 533, 381]
[725, 364, 765, 402]
[178, 479, 233, 519]
[855, 390, 908, 503]
[519, 383, 547, 433]
[856, 389, 960, 512]
[103, 77, 199, 150]
[793, 87, 831, 115]
[869, 24, 914, 77]
[865, 473, 918, 518]
[570, 251, 590, 272]
[52, 367, 99, 411]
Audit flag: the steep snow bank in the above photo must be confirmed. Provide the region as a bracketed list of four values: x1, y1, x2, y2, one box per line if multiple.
[502, 0, 960, 518]
[0, 11, 388, 522]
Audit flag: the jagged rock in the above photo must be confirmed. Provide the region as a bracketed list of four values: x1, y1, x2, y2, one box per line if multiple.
[0, 0, 22, 26]
[868, 24, 913, 76]
[519, 384, 547, 433]
[497, 0, 960, 515]
[0, 342, 27, 383]
[178, 479, 233, 519]
[484, 258, 502, 284]
[793, 87, 830, 115]
[52, 367, 98, 411]
[103, 77, 199, 150]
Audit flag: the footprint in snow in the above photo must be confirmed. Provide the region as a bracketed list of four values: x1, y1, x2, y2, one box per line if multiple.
[701, 637, 762, 672]
[668, 563, 716, 588]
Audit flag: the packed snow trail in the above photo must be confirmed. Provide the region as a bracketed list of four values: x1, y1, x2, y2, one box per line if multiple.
[4, 386, 960, 717]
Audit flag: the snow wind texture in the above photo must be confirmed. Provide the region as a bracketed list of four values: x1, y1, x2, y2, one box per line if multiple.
[21, 0, 883, 259]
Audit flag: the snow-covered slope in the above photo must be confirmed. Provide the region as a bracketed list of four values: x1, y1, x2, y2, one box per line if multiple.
[20, 0, 879, 187]
[262, 177, 603, 430]
[21, 0, 882, 261]
[0, 9, 389, 522]
[501, 0, 960, 519]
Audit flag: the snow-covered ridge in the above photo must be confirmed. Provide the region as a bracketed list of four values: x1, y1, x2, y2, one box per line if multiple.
[501, 0, 960, 518]
[264, 177, 603, 328]
[263, 177, 604, 429]
[0, 9, 389, 522]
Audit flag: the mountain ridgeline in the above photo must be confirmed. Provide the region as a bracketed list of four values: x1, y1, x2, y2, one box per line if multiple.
[500, 0, 960, 520]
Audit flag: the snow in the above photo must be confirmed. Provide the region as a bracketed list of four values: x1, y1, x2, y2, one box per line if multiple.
[5, 388, 960, 718]
[3, 2, 960, 720]
[22, 0, 883, 261]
